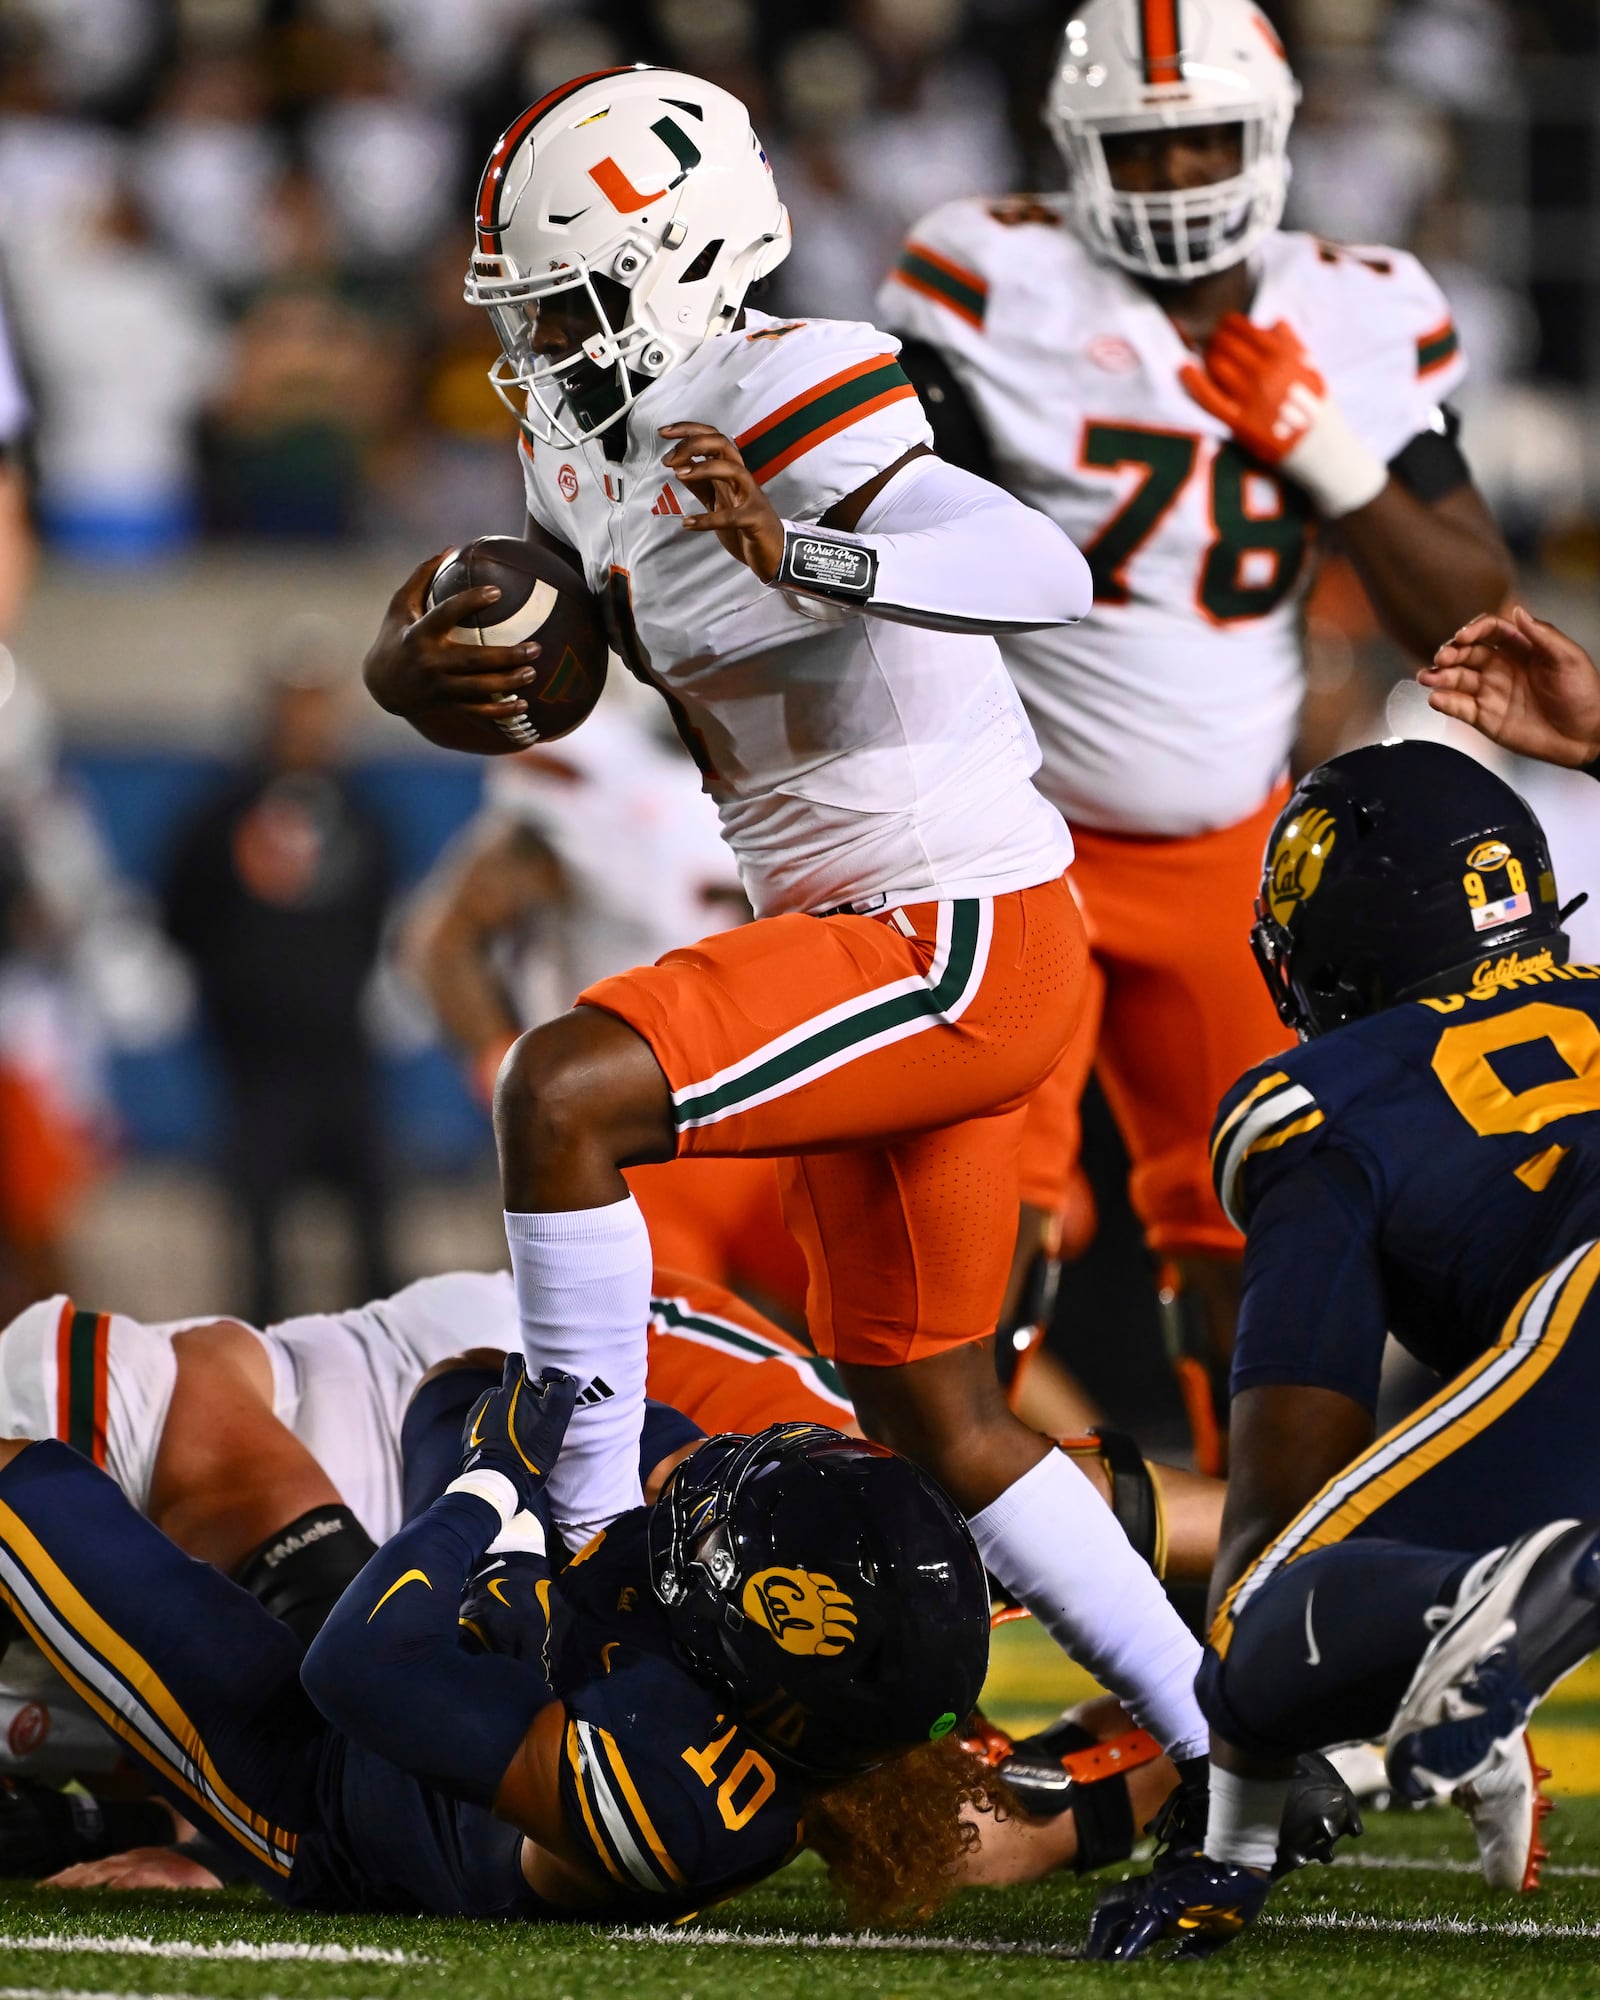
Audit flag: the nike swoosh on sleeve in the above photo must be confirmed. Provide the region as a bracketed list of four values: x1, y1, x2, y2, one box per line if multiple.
[368, 1569, 432, 1622]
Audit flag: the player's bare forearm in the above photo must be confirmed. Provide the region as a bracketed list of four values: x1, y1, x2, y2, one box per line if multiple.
[1336, 480, 1513, 663]
[401, 824, 559, 1073]
[1206, 1384, 1373, 1625]
[407, 895, 521, 1066]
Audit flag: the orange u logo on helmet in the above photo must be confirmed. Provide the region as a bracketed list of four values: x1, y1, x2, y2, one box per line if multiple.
[588, 115, 703, 215]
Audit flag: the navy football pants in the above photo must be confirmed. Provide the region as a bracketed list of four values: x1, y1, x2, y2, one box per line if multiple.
[0, 1440, 325, 1894]
[1201, 1239, 1600, 1755]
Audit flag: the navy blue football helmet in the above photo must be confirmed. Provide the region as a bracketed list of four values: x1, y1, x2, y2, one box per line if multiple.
[648, 1422, 989, 1774]
[1251, 739, 1582, 1040]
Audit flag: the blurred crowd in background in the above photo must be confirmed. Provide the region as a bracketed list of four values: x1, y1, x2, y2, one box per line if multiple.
[0, 0, 1595, 1429]
[0, 0, 1595, 561]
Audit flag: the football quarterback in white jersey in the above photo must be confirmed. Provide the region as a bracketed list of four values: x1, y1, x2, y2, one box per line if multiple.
[364, 66, 1216, 1780]
[880, 0, 1514, 1457]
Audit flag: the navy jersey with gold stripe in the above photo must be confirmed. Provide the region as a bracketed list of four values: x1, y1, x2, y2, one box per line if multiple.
[1212, 960, 1600, 1409]
[549, 1512, 803, 1915]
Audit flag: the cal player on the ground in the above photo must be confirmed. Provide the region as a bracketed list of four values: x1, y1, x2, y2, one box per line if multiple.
[402, 707, 809, 1321]
[0, 1399, 1007, 1921]
[363, 64, 1213, 1782]
[880, 0, 1513, 1452]
[1092, 743, 1600, 1958]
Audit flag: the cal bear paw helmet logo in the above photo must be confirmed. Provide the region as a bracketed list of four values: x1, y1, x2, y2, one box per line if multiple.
[742, 1568, 858, 1657]
[1267, 807, 1337, 926]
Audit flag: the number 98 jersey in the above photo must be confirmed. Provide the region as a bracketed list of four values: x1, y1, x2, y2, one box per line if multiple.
[879, 205, 1467, 838]
[1214, 961, 1600, 1416]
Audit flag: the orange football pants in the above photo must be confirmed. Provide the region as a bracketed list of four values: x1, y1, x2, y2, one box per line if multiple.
[625, 1157, 809, 1327]
[1018, 787, 1293, 1259]
[645, 1265, 856, 1435]
[582, 876, 1088, 1366]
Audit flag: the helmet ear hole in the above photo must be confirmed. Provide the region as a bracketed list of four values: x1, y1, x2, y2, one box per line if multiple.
[678, 238, 724, 284]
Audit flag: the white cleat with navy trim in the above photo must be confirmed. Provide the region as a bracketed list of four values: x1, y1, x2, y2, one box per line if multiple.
[1386, 1520, 1600, 1807]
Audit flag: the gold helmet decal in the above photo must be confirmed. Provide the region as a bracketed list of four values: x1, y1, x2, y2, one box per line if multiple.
[1266, 807, 1338, 926]
[742, 1568, 858, 1657]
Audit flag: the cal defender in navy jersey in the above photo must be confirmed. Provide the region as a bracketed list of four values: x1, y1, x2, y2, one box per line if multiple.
[0, 1375, 994, 1923]
[1214, 956, 1600, 1415]
[1091, 742, 1600, 1962]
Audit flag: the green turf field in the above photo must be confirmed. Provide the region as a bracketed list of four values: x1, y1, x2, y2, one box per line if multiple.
[4, 1621, 1599, 1999]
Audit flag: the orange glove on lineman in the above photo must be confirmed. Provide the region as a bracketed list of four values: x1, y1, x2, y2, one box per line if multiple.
[1179, 315, 1389, 520]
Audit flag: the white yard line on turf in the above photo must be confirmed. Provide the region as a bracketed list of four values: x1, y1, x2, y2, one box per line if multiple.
[1271, 1913, 1600, 1940]
[619, 1928, 1080, 1960]
[0, 1938, 418, 1965]
[0, 1989, 379, 2000]
[624, 1912, 1600, 1955]
[1335, 1852, 1600, 1880]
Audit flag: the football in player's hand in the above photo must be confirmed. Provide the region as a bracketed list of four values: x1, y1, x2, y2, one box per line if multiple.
[427, 536, 608, 747]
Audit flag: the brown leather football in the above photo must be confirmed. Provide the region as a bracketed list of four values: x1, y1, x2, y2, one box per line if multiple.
[426, 535, 608, 747]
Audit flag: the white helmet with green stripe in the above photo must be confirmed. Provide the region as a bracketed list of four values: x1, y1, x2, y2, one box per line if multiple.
[466, 65, 791, 446]
[1045, 0, 1299, 284]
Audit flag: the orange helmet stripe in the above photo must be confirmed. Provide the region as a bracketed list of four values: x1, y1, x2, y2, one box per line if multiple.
[475, 66, 641, 251]
[1139, 0, 1183, 85]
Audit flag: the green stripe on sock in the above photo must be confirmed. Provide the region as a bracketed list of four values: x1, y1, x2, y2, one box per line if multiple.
[739, 360, 911, 478]
[674, 901, 981, 1127]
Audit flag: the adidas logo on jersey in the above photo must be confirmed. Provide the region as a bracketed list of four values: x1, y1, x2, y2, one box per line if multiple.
[576, 1376, 616, 1408]
[650, 484, 684, 516]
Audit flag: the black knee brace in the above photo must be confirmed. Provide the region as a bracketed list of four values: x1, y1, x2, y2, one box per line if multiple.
[233, 1505, 378, 1647]
[1058, 1428, 1165, 1577]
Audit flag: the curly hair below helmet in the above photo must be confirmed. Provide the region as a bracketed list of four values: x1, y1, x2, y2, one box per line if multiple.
[803, 1737, 1013, 1927]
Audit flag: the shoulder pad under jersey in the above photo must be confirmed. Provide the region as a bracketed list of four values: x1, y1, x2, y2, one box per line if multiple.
[1211, 1058, 1329, 1233]
[721, 314, 931, 520]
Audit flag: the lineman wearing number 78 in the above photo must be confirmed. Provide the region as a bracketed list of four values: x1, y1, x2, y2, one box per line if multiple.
[881, 0, 1513, 1446]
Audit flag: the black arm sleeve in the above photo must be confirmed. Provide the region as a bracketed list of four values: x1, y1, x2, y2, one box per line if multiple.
[1387, 404, 1472, 504]
[301, 1490, 554, 1808]
[892, 337, 1000, 484]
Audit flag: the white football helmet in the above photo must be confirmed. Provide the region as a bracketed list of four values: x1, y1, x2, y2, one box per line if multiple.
[465, 65, 791, 445]
[1045, 0, 1299, 283]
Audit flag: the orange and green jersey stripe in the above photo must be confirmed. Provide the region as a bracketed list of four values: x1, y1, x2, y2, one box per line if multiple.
[892, 243, 989, 330]
[1417, 319, 1461, 376]
[55, 1299, 109, 1468]
[735, 355, 917, 484]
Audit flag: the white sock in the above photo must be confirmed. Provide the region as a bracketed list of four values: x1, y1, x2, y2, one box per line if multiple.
[1206, 1765, 1289, 1871]
[969, 1449, 1209, 1759]
[504, 1196, 652, 1547]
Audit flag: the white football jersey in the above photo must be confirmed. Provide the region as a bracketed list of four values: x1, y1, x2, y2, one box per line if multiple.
[519, 310, 1072, 919]
[482, 705, 742, 1023]
[880, 205, 1469, 837]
